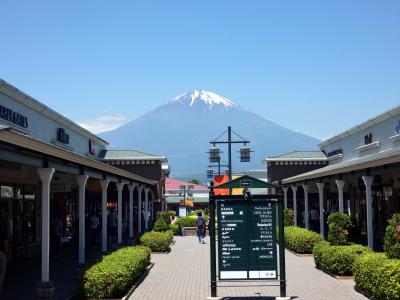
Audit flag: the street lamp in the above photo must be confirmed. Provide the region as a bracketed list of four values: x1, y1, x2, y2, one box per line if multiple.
[208, 126, 252, 194]
[208, 145, 220, 163]
[240, 145, 251, 162]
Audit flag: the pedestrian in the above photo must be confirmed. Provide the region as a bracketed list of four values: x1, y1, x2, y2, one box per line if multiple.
[196, 212, 205, 244]
[108, 209, 118, 246]
[0, 220, 8, 296]
[90, 212, 99, 247]
[51, 213, 63, 257]
[310, 205, 319, 232]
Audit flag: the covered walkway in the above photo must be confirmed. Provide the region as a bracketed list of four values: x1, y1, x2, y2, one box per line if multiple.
[130, 236, 367, 300]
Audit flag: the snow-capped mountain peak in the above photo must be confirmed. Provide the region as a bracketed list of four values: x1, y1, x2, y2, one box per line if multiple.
[169, 89, 240, 110]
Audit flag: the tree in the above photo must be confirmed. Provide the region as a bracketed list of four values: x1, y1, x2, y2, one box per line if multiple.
[189, 179, 200, 185]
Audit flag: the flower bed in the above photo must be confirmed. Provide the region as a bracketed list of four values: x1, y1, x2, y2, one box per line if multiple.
[140, 231, 173, 252]
[353, 252, 400, 299]
[284, 226, 323, 254]
[313, 241, 370, 276]
[82, 246, 151, 299]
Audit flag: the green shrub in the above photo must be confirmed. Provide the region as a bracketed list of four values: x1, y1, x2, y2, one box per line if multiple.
[176, 215, 208, 227]
[140, 231, 173, 252]
[313, 241, 370, 276]
[353, 252, 400, 299]
[384, 213, 400, 259]
[156, 211, 175, 224]
[83, 246, 150, 299]
[284, 226, 323, 254]
[284, 208, 294, 227]
[153, 217, 168, 232]
[204, 207, 210, 215]
[327, 212, 352, 245]
[169, 223, 181, 236]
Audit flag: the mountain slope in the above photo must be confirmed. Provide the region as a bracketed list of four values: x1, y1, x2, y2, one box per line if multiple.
[101, 90, 320, 180]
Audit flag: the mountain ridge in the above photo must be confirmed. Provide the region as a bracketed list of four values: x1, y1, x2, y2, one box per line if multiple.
[100, 90, 320, 180]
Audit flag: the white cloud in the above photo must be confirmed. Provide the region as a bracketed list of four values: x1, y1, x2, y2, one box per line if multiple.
[77, 113, 131, 134]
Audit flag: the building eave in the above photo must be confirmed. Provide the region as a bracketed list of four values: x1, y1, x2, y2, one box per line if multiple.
[282, 147, 400, 184]
[318, 105, 400, 148]
[0, 127, 156, 186]
[0, 79, 109, 148]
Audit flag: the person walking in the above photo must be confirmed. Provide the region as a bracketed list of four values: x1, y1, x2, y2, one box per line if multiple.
[196, 212, 205, 244]
[90, 212, 100, 247]
[310, 205, 320, 232]
[108, 209, 118, 246]
[0, 221, 8, 296]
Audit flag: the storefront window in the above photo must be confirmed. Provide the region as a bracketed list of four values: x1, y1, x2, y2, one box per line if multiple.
[1, 185, 14, 198]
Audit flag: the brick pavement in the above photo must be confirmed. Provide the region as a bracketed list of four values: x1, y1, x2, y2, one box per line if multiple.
[129, 236, 367, 300]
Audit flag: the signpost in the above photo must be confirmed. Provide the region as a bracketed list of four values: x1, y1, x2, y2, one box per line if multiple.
[217, 200, 277, 280]
[208, 176, 287, 299]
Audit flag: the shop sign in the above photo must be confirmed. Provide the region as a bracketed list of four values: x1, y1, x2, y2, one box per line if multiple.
[57, 128, 70, 144]
[180, 199, 193, 207]
[88, 140, 96, 156]
[217, 201, 277, 280]
[0, 104, 29, 128]
[364, 133, 372, 145]
[51, 182, 71, 193]
[327, 149, 343, 157]
[240, 180, 252, 188]
[395, 120, 400, 134]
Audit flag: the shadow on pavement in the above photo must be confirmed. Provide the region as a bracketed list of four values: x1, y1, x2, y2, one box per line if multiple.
[221, 297, 298, 300]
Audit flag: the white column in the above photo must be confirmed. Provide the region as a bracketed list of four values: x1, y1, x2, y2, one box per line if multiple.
[283, 187, 288, 209]
[138, 187, 143, 233]
[145, 188, 149, 231]
[317, 182, 325, 237]
[128, 184, 135, 238]
[99, 179, 109, 252]
[302, 184, 309, 229]
[335, 180, 345, 213]
[291, 186, 298, 226]
[362, 176, 374, 249]
[76, 175, 88, 264]
[37, 168, 55, 282]
[116, 182, 125, 244]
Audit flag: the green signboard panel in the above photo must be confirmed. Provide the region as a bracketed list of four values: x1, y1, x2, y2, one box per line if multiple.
[217, 199, 277, 280]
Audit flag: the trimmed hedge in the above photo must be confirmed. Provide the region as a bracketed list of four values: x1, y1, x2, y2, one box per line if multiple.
[353, 252, 400, 299]
[169, 223, 181, 236]
[284, 226, 323, 254]
[284, 208, 294, 227]
[384, 213, 400, 259]
[83, 246, 151, 299]
[313, 241, 370, 276]
[327, 212, 352, 245]
[156, 211, 176, 224]
[176, 215, 208, 227]
[140, 231, 173, 252]
[153, 217, 168, 232]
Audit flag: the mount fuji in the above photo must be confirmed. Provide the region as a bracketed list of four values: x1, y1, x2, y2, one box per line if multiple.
[100, 90, 320, 180]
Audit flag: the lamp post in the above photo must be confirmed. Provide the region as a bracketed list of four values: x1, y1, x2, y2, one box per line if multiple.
[208, 126, 252, 194]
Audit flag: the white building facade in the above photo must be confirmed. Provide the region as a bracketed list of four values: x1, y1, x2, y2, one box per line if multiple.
[283, 106, 400, 250]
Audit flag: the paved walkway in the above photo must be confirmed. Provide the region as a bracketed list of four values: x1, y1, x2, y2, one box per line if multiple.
[130, 236, 367, 300]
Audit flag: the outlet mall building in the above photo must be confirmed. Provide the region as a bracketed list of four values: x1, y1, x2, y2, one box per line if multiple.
[0, 79, 167, 288]
[277, 105, 400, 250]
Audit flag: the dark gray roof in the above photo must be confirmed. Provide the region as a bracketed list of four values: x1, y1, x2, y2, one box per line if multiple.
[99, 149, 167, 162]
[263, 151, 327, 162]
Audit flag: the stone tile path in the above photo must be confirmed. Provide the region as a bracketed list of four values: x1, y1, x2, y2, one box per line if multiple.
[130, 236, 367, 300]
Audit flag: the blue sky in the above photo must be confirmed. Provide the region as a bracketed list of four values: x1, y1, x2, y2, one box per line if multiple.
[1, 1, 399, 139]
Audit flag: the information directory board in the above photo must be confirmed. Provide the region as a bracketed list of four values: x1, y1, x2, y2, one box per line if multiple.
[217, 200, 277, 280]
